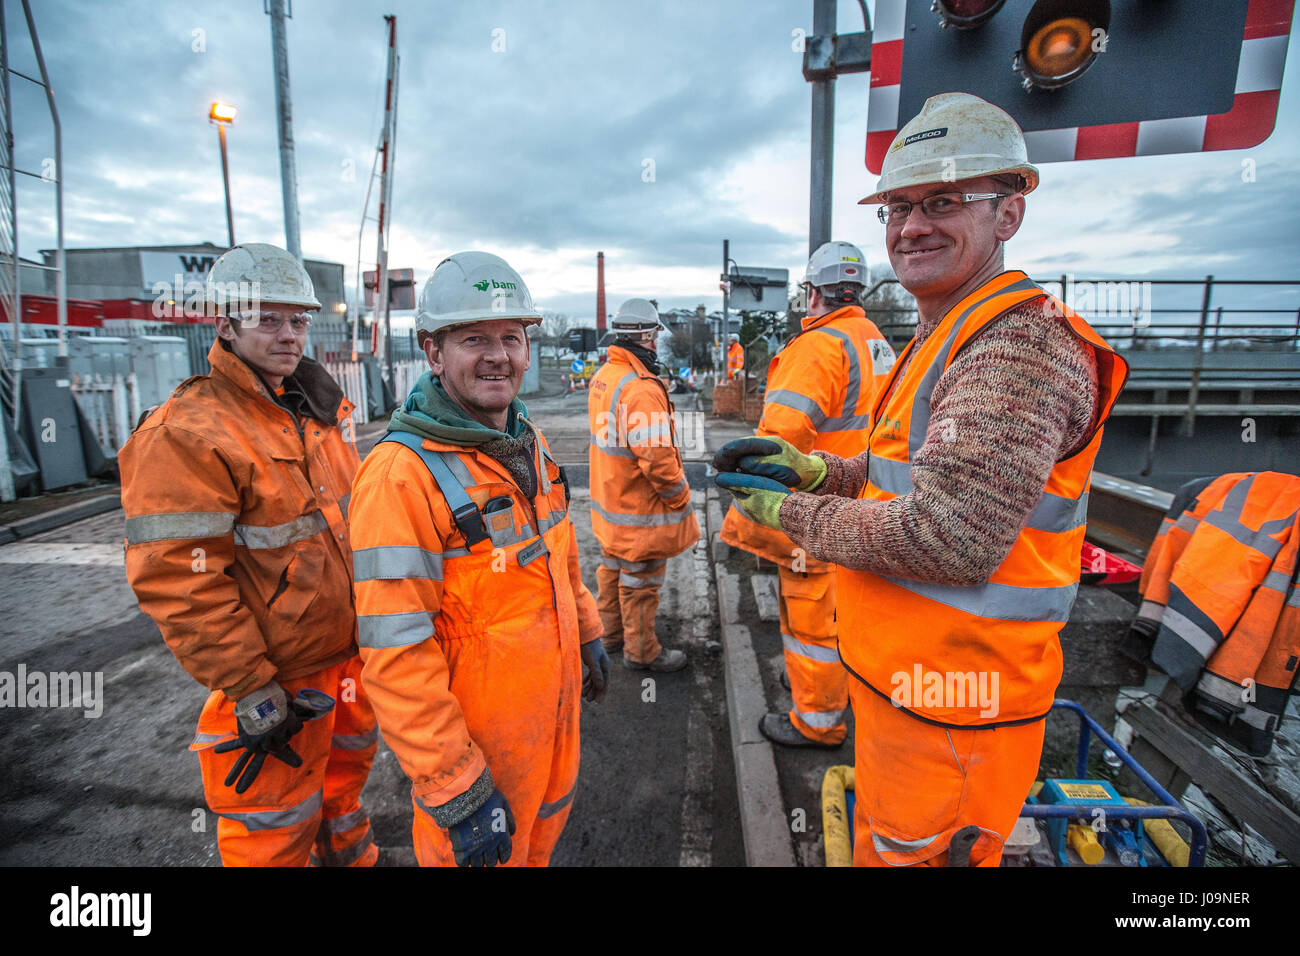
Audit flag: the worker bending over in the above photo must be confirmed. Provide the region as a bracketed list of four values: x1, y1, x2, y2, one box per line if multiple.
[588, 298, 699, 671]
[349, 251, 608, 867]
[721, 241, 894, 747]
[122, 243, 378, 867]
[717, 93, 1128, 866]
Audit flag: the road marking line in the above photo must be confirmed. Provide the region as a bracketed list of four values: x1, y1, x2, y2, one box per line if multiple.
[0, 542, 125, 567]
[679, 500, 714, 868]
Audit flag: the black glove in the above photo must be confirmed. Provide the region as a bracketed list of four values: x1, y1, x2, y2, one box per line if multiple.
[214, 683, 334, 794]
[448, 788, 517, 867]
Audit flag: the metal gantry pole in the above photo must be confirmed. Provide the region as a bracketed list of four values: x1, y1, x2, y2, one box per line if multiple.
[267, 0, 301, 261]
[720, 238, 729, 377]
[21, 0, 63, 357]
[808, 0, 835, 257]
[217, 122, 235, 247]
[375, 15, 398, 385]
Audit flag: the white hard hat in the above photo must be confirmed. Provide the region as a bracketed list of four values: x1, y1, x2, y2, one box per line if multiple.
[805, 241, 867, 288]
[859, 92, 1039, 205]
[729, 333, 740, 343]
[205, 242, 321, 311]
[611, 297, 665, 333]
[415, 251, 543, 338]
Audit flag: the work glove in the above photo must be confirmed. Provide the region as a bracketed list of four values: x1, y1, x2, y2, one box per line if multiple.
[448, 788, 517, 867]
[581, 638, 611, 703]
[713, 436, 827, 491]
[715, 473, 792, 530]
[213, 683, 335, 794]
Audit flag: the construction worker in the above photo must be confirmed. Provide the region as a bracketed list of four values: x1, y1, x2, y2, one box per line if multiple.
[349, 251, 608, 867]
[727, 333, 745, 380]
[588, 298, 699, 671]
[716, 93, 1129, 866]
[120, 242, 379, 867]
[720, 241, 895, 748]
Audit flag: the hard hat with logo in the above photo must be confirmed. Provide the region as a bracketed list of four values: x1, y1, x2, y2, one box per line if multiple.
[611, 297, 666, 334]
[805, 241, 867, 289]
[205, 242, 321, 311]
[415, 251, 543, 339]
[858, 92, 1039, 205]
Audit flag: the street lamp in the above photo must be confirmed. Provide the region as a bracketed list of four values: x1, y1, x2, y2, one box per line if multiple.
[209, 101, 237, 248]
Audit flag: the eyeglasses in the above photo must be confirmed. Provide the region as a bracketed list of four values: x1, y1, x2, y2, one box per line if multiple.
[877, 192, 1009, 226]
[230, 310, 313, 334]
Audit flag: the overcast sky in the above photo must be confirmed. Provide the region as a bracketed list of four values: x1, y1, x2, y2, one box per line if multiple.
[9, 0, 1300, 323]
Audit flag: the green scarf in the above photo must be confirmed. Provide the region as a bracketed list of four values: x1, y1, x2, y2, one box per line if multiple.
[388, 371, 530, 447]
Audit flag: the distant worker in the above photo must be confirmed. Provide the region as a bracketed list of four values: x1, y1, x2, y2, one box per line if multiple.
[588, 298, 700, 672]
[349, 251, 608, 867]
[121, 242, 378, 867]
[727, 333, 745, 380]
[716, 93, 1129, 866]
[720, 240, 895, 748]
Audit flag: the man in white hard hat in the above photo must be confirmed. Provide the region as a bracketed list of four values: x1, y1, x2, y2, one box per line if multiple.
[720, 241, 894, 748]
[587, 298, 699, 672]
[726, 333, 745, 381]
[717, 93, 1128, 865]
[120, 242, 380, 867]
[348, 251, 608, 867]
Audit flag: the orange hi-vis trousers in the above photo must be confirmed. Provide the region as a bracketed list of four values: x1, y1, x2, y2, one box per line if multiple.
[596, 546, 667, 665]
[779, 566, 847, 744]
[849, 679, 1044, 866]
[193, 656, 379, 867]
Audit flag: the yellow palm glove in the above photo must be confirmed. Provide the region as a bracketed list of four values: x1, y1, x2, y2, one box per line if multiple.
[714, 473, 790, 530]
[713, 436, 826, 491]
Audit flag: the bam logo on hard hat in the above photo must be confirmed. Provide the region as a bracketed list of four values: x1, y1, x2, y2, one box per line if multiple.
[473, 278, 518, 292]
[892, 127, 948, 152]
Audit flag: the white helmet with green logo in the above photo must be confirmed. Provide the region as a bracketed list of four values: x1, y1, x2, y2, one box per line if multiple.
[415, 251, 543, 338]
[805, 241, 867, 289]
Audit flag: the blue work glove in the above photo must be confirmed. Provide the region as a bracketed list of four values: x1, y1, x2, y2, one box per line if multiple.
[448, 788, 517, 867]
[215, 684, 335, 794]
[715, 472, 792, 530]
[713, 436, 827, 491]
[581, 638, 611, 703]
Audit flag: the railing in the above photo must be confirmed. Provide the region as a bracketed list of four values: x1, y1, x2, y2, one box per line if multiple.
[70, 372, 140, 454]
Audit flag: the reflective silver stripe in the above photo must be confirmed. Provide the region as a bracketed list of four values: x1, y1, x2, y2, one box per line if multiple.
[1136, 600, 1164, 624]
[868, 453, 912, 496]
[235, 510, 329, 549]
[538, 784, 576, 819]
[658, 477, 687, 501]
[439, 451, 475, 488]
[1238, 704, 1276, 730]
[812, 326, 859, 417]
[1196, 671, 1246, 710]
[319, 826, 374, 866]
[1289, 586, 1300, 609]
[619, 557, 666, 573]
[320, 806, 368, 834]
[782, 633, 842, 664]
[627, 422, 673, 446]
[872, 830, 939, 855]
[338, 493, 351, 520]
[536, 510, 568, 534]
[125, 512, 235, 544]
[796, 708, 845, 728]
[620, 570, 666, 588]
[219, 790, 322, 831]
[763, 389, 826, 426]
[1263, 569, 1291, 593]
[590, 499, 694, 527]
[353, 546, 444, 582]
[1204, 508, 1294, 561]
[192, 731, 232, 745]
[1160, 606, 1218, 660]
[590, 435, 636, 459]
[1024, 491, 1089, 534]
[880, 575, 1077, 623]
[1174, 512, 1200, 534]
[332, 727, 380, 750]
[820, 413, 871, 433]
[358, 610, 434, 649]
[599, 554, 622, 570]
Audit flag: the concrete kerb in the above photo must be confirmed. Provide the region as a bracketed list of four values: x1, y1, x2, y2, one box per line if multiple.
[4, 492, 123, 541]
[707, 485, 795, 867]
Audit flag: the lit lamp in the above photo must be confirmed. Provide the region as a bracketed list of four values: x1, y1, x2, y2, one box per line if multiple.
[209, 101, 238, 247]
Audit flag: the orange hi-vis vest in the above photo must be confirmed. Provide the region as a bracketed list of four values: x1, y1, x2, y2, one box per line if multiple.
[722, 305, 895, 569]
[727, 341, 745, 379]
[1136, 471, 1300, 757]
[588, 346, 700, 562]
[836, 271, 1129, 727]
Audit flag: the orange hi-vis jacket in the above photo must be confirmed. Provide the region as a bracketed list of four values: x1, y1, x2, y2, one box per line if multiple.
[727, 341, 745, 379]
[121, 339, 360, 698]
[722, 304, 895, 569]
[349, 422, 602, 828]
[836, 271, 1129, 727]
[1136, 471, 1300, 756]
[588, 346, 700, 562]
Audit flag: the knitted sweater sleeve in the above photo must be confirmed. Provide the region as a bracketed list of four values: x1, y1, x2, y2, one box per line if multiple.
[778, 300, 1099, 585]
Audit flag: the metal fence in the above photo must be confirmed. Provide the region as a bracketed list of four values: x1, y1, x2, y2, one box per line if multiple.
[71, 372, 141, 454]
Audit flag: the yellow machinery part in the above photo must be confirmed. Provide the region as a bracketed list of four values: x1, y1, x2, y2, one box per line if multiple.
[821, 765, 855, 867]
[1124, 797, 1191, 867]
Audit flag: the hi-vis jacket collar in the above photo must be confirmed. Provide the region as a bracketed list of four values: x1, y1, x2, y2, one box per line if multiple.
[801, 304, 866, 334]
[211, 339, 345, 425]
